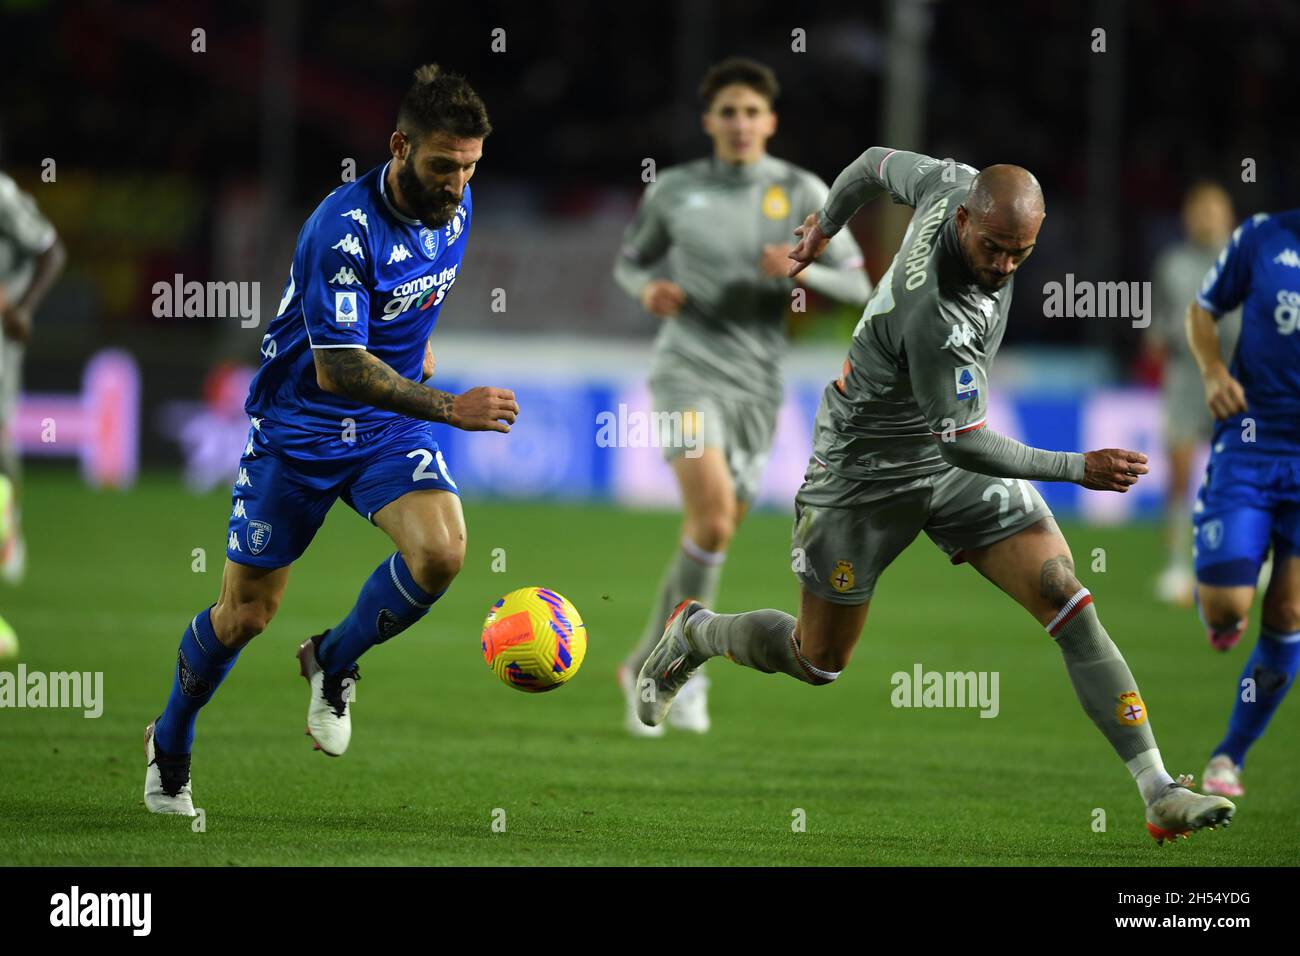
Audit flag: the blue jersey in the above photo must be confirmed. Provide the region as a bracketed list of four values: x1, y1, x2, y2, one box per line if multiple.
[246, 162, 471, 456]
[1196, 209, 1300, 456]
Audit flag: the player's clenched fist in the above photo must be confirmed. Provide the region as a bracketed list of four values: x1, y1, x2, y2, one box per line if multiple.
[1080, 448, 1149, 492]
[1201, 364, 1248, 421]
[787, 213, 830, 278]
[639, 279, 686, 317]
[451, 386, 519, 433]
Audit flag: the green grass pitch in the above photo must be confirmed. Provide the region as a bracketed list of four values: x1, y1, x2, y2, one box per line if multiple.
[1, 468, 1296, 866]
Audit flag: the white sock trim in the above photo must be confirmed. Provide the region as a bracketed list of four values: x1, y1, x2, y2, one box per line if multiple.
[1126, 748, 1175, 803]
[791, 639, 841, 683]
[1045, 587, 1091, 634]
[680, 535, 726, 567]
[1262, 626, 1300, 644]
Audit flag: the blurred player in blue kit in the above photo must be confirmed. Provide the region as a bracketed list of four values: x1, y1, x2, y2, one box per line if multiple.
[1187, 209, 1300, 797]
[143, 65, 519, 815]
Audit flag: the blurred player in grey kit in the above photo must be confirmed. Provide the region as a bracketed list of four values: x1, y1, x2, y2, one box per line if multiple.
[0, 167, 66, 584]
[1146, 183, 1240, 606]
[612, 58, 871, 736]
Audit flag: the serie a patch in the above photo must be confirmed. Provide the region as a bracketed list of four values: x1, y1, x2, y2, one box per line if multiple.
[954, 365, 978, 400]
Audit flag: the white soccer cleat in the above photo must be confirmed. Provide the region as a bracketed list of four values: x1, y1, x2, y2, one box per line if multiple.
[298, 633, 359, 757]
[143, 720, 196, 817]
[1145, 774, 1235, 844]
[1154, 565, 1193, 607]
[635, 600, 708, 728]
[667, 670, 711, 733]
[1201, 754, 1245, 797]
[618, 664, 664, 738]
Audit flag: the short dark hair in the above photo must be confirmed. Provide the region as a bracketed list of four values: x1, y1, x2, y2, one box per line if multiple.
[397, 63, 492, 141]
[698, 57, 779, 108]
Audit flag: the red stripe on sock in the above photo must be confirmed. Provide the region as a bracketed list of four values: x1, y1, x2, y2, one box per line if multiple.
[1049, 593, 1094, 636]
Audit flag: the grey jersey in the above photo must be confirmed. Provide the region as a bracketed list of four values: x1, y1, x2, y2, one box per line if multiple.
[811, 147, 1081, 484]
[1151, 239, 1241, 364]
[615, 154, 869, 402]
[0, 172, 57, 301]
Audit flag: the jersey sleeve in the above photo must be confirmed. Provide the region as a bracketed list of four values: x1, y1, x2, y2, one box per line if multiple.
[0, 173, 57, 255]
[818, 148, 967, 237]
[613, 176, 671, 300]
[1196, 215, 1262, 318]
[301, 213, 372, 349]
[904, 298, 989, 438]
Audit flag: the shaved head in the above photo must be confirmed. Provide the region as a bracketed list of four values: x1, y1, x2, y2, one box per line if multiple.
[966, 164, 1045, 226]
[955, 164, 1046, 290]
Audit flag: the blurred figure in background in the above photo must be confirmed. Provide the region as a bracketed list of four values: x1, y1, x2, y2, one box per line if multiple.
[613, 57, 871, 737]
[1147, 183, 1239, 606]
[0, 168, 66, 585]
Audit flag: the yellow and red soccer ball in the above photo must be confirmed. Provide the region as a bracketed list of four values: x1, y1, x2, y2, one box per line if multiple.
[481, 587, 586, 692]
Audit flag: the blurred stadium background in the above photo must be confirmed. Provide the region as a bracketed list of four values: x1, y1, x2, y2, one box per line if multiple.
[4, 0, 1297, 515]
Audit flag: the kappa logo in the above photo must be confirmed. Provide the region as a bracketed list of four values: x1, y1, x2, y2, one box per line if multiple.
[331, 233, 364, 258]
[340, 208, 369, 230]
[232, 498, 246, 519]
[228, 531, 241, 552]
[943, 321, 977, 350]
[954, 365, 978, 400]
[388, 243, 413, 265]
[1116, 691, 1147, 726]
[235, 467, 252, 488]
[247, 520, 272, 556]
[1273, 248, 1300, 269]
[329, 267, 359, 286]
[335, 290, 358, 325]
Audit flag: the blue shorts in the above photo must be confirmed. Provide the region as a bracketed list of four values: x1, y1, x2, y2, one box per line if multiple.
[224, 417, 459, 569]
[1193, 453, 1300, 587]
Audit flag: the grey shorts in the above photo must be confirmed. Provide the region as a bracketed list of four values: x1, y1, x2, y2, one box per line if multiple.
[648, 372, 779, 504]
[1162, 361, 1212, 446]
[792, 459, 1054, 604]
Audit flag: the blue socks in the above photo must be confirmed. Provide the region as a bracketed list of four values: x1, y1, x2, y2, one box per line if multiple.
[317, 552, 442, 673]
[154, 606, 240, 754]
[154, 556, 440, 754]
[1212, 625, 1300, 767]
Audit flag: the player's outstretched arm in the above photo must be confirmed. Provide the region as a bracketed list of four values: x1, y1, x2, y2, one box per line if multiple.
[314, 347, 518, 432]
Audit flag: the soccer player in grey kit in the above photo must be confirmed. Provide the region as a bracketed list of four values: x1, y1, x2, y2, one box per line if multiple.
[637, 145, 1238, 842]
[613, 58, 871, 736]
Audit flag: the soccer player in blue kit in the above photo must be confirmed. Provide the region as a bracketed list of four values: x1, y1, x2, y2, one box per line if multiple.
[143, 65, 519, 815]
[1187, 209, 1300, 798]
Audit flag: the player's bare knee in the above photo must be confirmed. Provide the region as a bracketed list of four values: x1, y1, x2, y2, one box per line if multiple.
[1038, 554, 1081, 611]
[690, 511, 736, 552]
[1262, 593, 1300, 633]
[216, 597, 276, 645]
[405, 545, 463, 593]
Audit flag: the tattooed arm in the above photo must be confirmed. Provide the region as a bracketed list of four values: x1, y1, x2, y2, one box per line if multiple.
[313, 348, 518, 433]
